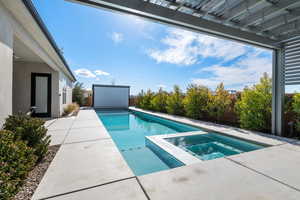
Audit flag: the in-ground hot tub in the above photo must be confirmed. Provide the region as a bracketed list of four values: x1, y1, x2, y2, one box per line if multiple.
[165, 133, 267, 161]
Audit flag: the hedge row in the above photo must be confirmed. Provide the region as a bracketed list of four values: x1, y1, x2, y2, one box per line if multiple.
[134, 73, 300, 136]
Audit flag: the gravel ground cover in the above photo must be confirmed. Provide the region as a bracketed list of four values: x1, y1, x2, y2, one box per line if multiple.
[13, 145, 60, 200]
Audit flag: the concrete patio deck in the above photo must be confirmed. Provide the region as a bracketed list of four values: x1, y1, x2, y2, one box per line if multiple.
[32, 108, 300, 200]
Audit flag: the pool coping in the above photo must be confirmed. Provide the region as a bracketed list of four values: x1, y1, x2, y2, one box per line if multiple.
[146, 132, 205, 165]
[129, 107, 298, 147]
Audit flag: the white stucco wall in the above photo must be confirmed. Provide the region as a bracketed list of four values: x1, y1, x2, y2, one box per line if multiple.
[0, 3, 13, 127]
[93, 86, 129, 108]
[13, 62, 60, 117]
[59, 71, 73, 115]
[0, 1, 75, 123]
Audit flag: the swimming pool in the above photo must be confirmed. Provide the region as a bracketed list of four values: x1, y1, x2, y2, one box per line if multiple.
[97, 110, 200, 175]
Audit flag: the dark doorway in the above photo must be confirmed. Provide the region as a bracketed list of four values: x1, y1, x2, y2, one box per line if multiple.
[31, 73, 51, 117]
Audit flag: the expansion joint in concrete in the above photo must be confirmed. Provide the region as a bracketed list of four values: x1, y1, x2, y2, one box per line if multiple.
[40, 177, 136, 200]
[226, 157, 300, 193]
[135, 177, 151, 200]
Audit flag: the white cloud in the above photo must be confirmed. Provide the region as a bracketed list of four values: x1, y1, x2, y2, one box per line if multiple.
[74, 68, 111, 79]
[192, 50, 272, 90]
[84, 86, 92, 91]
[74, 68, 96, 78]
[157, 84, 166, 89]
[111, 32, 124, 43]
[94, 70, 110, 76]
[147, 28, 247, 66]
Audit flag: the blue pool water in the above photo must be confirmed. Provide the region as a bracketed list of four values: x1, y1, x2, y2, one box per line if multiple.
[97, 110, 200, 175]
[165, 133, 266, 161]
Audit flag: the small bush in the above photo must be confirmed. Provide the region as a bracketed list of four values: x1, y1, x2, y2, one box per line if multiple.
[3, 114, 50, 160]
[208, 83, 232, 122]
[63, 103, 79, 116]
[0, 130, 37, 200]
[166, 85, 185, 116]
[137, 89, 154, 110]
[151, 88, 168, 113]
[235, 73, 272, 132]
[183, 84, 209, 119]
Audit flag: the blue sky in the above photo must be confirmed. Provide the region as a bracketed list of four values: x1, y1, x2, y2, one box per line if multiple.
[32, 0, 279, 95]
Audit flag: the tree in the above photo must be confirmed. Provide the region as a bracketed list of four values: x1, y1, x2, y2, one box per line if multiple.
[72, 82, 84, 106]
[208, 83, 232, 122]
[166, 85, 184, 115]
[183, 84, 210, 119]
[235, 73, 272, 132]
[151, 88, 168, 113]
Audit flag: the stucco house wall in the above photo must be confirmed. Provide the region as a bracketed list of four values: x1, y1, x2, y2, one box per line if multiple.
[0, 0, 76, 127]
[0, 1, 13, 127]
[59, 71, 73, 115]
[13, 62, 60, 117]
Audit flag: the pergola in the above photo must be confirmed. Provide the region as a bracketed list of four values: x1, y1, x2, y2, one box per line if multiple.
[68, 0, 300, 136]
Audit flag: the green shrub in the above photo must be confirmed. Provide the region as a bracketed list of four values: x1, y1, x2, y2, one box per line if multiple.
[166, 85, 184, 116]
[151, 88, 168, 113]
[235, 73, 272, 132]
[183, 84, 209, 119]
[292, 93, 300, 114]
[292, 93, 300, 132]
[137, 89, 154, 110]
[3, 114, 50, 160]
[0, 130, 37, 200]
[208, 83, 232, 121]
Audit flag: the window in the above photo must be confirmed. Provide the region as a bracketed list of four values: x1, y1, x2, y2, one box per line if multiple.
[63, 87, 67, 104]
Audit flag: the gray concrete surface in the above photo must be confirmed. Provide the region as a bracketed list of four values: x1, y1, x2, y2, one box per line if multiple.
[47, 117, 75, 131]
[64, 126, 110, 144]
[71, 119, 103, 129]
[229, 144, 300, 191]
[279, 143, 300, 152]
[48, 178, 147, 200]
[75, 109, 99, 121]
[138, 158, 300, 200]
[32, 139, 134, 200]
[47, 129, 69, 146]
[44, 118, 57, 127]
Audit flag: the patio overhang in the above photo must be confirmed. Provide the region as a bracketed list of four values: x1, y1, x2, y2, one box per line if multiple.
[67, 0, 300, 136]
[1, 0, 76, 82]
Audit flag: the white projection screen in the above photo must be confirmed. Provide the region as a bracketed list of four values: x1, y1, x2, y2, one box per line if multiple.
[93, 85, 130, 109]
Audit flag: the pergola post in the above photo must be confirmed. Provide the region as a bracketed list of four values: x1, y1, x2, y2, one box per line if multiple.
[272, 49, 285, 136]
